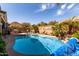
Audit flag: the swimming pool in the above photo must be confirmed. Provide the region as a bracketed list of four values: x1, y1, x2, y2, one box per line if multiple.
[13, 34, 64, 55]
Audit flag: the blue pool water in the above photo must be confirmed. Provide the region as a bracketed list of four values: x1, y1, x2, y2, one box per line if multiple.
[13, 34, 64, 55]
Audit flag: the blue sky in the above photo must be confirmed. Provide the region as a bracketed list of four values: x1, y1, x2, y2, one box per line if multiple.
[0, 3, 79, 24]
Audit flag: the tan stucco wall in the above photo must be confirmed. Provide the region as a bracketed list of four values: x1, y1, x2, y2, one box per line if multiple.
[38, 25, 52, 35]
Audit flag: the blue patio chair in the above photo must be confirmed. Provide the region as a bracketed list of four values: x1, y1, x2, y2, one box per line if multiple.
[76, 44, 79, 50]
[71, 43, 79, 56]
[66, 37, 77, 52]
[51, 44, 74, 56]
[51, 37, 78, 56]
[71, 51, 79, 56]
[51, 45, 68, 56]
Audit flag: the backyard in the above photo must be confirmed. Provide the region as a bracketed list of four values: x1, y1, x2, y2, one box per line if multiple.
[1, 16, 79, 56]
[1, 3, 79, 56]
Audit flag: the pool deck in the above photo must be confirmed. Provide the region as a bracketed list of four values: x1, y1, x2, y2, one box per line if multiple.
[2, 35, 26, 56]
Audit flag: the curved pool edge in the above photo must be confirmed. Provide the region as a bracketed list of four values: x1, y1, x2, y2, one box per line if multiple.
[14, 33, 58, 40]
[6, 35, 26, 56]
[6, 35, 50, 56]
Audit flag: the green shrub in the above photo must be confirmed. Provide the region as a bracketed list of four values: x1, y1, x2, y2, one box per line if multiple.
[0, 32, 8, 55]
[72, 31, 79, 39]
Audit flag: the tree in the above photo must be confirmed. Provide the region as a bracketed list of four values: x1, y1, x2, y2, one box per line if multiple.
[48, 21, 57, 25]
[32, 24, 39, 33]
[9, 22, 23, 32]
[52, 22, 68, 39]
[61, 16, 79, 34]
[71, 21, 79, 33]
[37, 22, 47, 26]
[72, 31, 79, 39]
[59, 22, 69, 34]
[52, 23, 61, 36]
[22, 23, 32, 32]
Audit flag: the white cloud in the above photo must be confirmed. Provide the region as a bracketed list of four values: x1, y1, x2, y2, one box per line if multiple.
[61, 4, 67, 9]
[67, 4, 75, 9]
[57, 10, 63, 15]
[34, 3, 56, 13]
[35, 3, 76, 16]
[34, 4, 47, 13]
[56, 4, 75, 16]
[41, 4, 47, 10]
